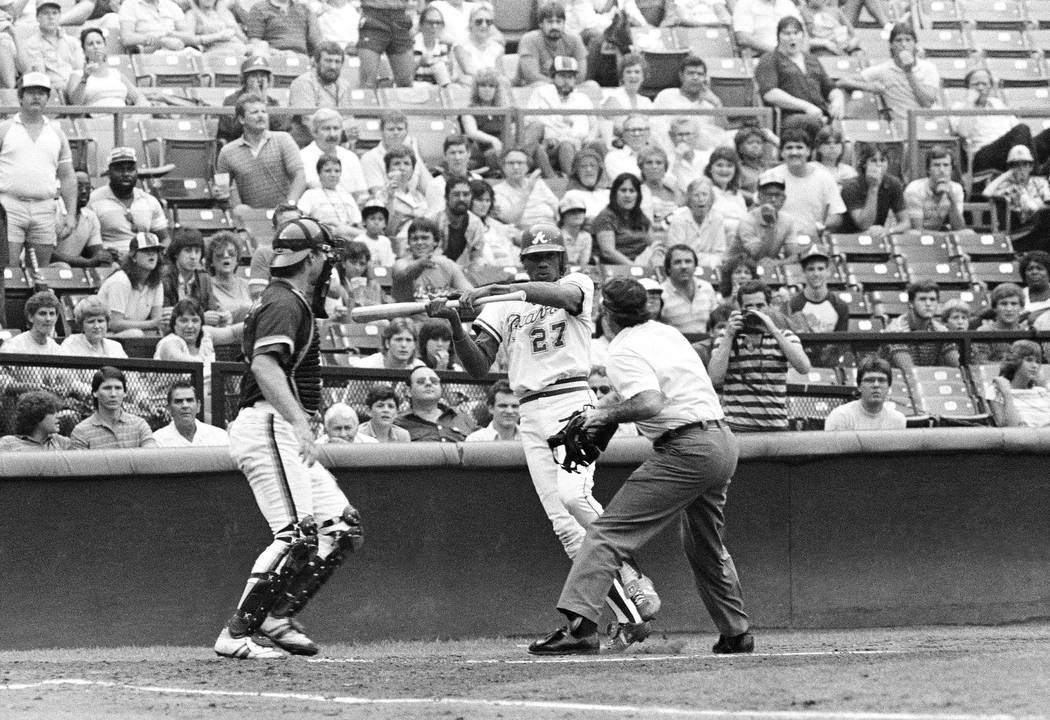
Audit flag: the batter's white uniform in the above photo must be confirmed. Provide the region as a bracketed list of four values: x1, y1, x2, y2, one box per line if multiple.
[474, 272, 601, 559]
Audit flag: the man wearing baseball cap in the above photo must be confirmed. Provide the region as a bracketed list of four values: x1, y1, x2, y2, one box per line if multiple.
[87, 146, 169, 258]
[728, 167, 804, 265]
[0, 71, 76, 266]
[528, 276, 753, 656]
[982, 144, 1050, 252]
[525, 55, 600, 177]
[18, 0, 81, 94]
[786, 244, 848, 334]
[217, 55, 290, 147]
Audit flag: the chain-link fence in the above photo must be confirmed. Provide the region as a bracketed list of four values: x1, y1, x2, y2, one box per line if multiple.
[0, 354, 204, 436]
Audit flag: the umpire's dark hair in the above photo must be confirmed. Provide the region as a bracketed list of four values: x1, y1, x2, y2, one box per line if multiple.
[601, 277, 649, 328]
[166, 378, 199, 405]
[364, 383, 398, 407]
[14, 390, 61, 436]
[906, 279, 940, 302]
[1020, 250, 1050, 283]
[485, 378, 514, 406]
[91, 366, 127, 408]
[663, 243, 698, 275]
[856, 355, 893, 387]
[736, 279, 772, 306]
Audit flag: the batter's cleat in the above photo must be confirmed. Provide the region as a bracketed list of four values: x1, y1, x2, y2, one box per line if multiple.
[712, 631, 755, 654]
[604, 620, 652, 653]
[623, 574, 661, 620]
[259, 615, 319, 656]
[214, 627, 286, 659]
[528, 626, 600, 655]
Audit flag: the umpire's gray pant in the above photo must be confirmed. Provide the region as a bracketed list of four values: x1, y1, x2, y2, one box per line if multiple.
[556, 424, 750, 637]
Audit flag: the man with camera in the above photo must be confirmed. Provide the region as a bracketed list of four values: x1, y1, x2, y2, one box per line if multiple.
[708, 279, 811, 432]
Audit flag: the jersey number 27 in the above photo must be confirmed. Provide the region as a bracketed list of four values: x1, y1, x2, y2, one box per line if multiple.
[530, 321, 566, 354]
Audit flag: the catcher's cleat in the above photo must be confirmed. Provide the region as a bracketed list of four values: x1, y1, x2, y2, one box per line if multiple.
[528, 626, 600, 655]
[214, 627, 286, 659]
[623, 574, 661, 621]
[259, 615, 319, 656]
[604, 620, 652, 653]
[712, 631, 755, 655]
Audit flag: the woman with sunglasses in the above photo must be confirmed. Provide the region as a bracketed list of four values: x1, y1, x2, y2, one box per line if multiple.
[452, 3, 505, 86]
[414, 5, 454, 86]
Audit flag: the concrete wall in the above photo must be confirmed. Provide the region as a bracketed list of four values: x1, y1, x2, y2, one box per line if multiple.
[2, 429, 1049, 649]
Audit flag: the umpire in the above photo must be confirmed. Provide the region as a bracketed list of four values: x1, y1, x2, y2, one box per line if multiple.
[529, 277, 753, 656]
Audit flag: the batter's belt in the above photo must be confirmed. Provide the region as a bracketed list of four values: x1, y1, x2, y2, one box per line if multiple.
[519, 376, 589, 405]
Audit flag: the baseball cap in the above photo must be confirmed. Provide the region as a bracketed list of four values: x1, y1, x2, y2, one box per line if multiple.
[520, 223, 566, 256]
[36, 0, 61, 11]
[360, 198, 390, 221]
[558, 190, 588, 215]
[552, 56, 579, 74]
[1007, 145, 1034, 164]
[107, 146, 138, 166]
[129, 232, 161, 253]
[601, 277, 648, 318]
[270, 217, 332, 268]
[757, 168, 786, 189]
[20, 71, 51, 91]
[799, 244, 832, 266]
[241, 55, 272, 76]
[638, 277, 663, 293]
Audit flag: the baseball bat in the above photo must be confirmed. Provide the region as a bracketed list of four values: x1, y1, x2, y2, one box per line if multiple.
[349, 290, 527, 323]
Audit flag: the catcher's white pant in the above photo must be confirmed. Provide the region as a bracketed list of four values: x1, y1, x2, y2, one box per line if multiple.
[519, 384, 604, 560]
[229, 402, 350, 577]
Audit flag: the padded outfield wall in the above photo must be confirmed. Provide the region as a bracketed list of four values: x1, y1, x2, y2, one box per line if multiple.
[1, 429, 1048, 649]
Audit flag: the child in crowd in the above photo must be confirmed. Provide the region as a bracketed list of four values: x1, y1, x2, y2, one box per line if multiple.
[557, 190, 593, 266]
[814, 127, 858, 185]
[941, 298, 973, 331]
[357, 202, 397, 266]
[297, 155, 362, 239]
[357, 384, 412, 443]
[800, 0, 860, 56]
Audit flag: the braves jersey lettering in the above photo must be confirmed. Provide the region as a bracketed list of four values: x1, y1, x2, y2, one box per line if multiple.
[474, 273, 594, 395]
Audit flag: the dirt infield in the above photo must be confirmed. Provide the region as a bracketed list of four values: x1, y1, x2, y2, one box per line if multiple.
[2, 623, 1048, 720]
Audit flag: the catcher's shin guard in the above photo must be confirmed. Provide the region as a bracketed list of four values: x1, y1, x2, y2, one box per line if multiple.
[229, 521, 318, 635]
[271, 506, 363, 618]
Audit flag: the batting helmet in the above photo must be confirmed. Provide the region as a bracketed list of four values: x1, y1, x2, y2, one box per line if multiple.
[520, 223, 566, 257]
[271, 217, 333, 268]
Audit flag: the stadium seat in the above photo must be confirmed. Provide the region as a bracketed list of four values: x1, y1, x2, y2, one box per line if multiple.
[959, 0, 1028, 28]
[839, 118, 900, 144]
[845, 258, 907, 289]
[694, 264, 719, 285]
[186, 86, 230, 107]
[830, 232, 892, 259]
[788, 367, 841, 385]
[965, 259, 1021, 285]
[952, 230, 1014, 258]
[1026, 0, 1050, 27]
[836, 288, 873, 316]
[940, 286, 991, 314]
[982, 57, 1047, 87]
[892, 230, 955, 263]
[641, 49, 689, 96]
[968, 362, 1001, 403]
[105, 53, 136, 85]
[818, 55, 865, 82]
[267, 53, 310, 87]
[917, 0, 965, 28]
[601, 264, 649, 280]
[969, 29, 1030, 57]
[1002, 83, 1050, 106]
[372, 264, 393, 291]
[706, 57, 755, 107]
[137, 118, 216, 205]
[341, 54, 365, 89]
[842, 89, 889, 120]
[173, 207, 232, 235]
[201, 51, 244, 87]
[848, 316, 885, 331]
[674, 25, 736, 57]
[493, 0, 534, 47]
[962, 202, 1002, 232]
[916, 28, 971, 57]
[132, 52, 207, 87]
[379, 84, 444, 107]
[867, 288, 911, 318]
[902, 258, 972, 287]
[853, 27, 892, 57]
[925, 57, 976, 88]
[907, 366, 990, 425]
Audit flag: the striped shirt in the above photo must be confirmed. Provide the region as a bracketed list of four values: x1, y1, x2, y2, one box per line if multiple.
[216, 130, 303, 210]
[713, 329, 800, 431]
[70, 411, 157, 450]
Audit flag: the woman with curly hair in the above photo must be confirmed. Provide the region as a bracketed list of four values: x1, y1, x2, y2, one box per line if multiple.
[460, 69, 514, 173]
[704, 145, 749, 239]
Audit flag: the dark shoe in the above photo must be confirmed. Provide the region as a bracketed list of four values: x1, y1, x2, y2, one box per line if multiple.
[528, 626, 600, 655]
[712, 631, 754, 654]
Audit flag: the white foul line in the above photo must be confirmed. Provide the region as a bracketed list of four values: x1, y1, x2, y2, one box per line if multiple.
[0, 679, 1042, 720]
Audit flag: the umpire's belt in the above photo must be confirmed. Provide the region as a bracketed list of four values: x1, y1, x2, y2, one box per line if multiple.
[519, 376, 589, 405]
[654, 418, 728, 445]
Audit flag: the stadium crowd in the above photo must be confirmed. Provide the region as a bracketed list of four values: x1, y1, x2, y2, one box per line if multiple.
[1, 0, 1050, 445]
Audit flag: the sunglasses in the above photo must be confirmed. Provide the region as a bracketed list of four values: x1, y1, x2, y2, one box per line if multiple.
[590, 385, 612, 395]
[474, 17, 493, 25]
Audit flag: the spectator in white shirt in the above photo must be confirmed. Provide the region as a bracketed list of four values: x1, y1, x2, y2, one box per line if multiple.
[523, 55, 600, 178]
[767, 128, 846, 235]
[824, 356, 906, 431]
[657, 244, 718, 335]
[604, 114, 650, 181]
[300, 107, 367, 203]
[465, 379, 521, 441]
[153, 380, 230, 447]
[663, 177, 725, 270]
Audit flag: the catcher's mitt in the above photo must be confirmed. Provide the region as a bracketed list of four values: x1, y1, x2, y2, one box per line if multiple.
[547, 407, 619, 473]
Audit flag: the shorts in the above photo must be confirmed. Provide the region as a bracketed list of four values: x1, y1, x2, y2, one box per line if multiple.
[1, 194, 58, 247]
[358, 6, 414, 55]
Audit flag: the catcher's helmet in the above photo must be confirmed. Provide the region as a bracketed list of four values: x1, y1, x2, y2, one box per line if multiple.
[520, 223, 566, 257]
[271, 217, 333, 268]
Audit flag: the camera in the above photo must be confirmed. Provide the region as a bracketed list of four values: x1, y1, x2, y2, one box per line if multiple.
[742, 310, 766, 332]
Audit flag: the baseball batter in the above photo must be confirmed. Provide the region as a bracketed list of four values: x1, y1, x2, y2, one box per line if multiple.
[427, 224, 659, 648]
[214, 218, 363, 660]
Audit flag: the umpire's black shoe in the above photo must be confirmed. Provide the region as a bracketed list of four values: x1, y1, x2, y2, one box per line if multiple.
[712, 631, 755, 654]
[528, 626, 600, 655]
